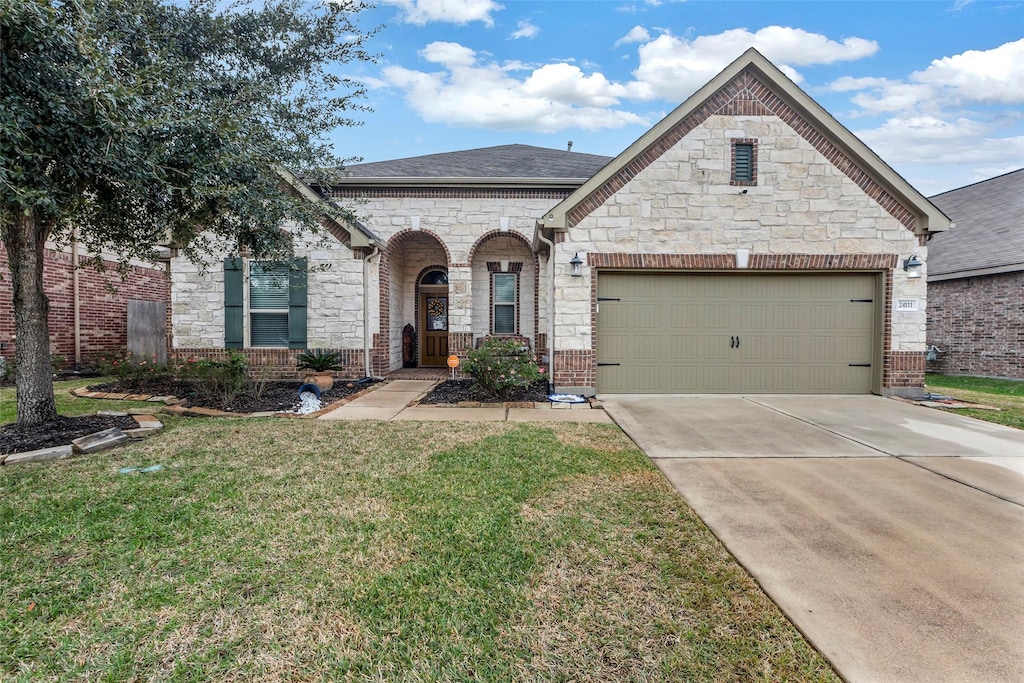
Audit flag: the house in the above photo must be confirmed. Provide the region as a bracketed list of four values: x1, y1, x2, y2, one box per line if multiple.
[0, 243, 168, 370]
[926, 169, 1024, 379]
[168, 48, 951, 396]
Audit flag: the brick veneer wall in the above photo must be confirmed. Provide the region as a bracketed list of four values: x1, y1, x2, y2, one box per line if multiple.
[927, 271, 1024, 379]
[169, 347, 365, 379]
[0, 244, 168, 364]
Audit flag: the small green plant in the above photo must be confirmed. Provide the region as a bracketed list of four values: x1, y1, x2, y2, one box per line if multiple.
[462, 337, 542, 399]
[297, 349, 344, 373]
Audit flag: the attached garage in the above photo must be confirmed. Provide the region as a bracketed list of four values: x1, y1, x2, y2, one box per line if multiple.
[596, 272, 882, 394]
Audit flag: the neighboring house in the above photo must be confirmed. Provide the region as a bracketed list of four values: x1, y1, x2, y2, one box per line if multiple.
[168, 48, 950, 396]
[0, 243, 168, 369]
[926, 169, 1024, 379]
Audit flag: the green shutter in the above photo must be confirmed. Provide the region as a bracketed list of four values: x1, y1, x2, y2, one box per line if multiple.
[224, 257, 244, 349]
[288, 257, 307, 349]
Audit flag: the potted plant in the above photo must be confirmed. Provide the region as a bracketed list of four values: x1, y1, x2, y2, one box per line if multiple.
[296, 349, 344, 392]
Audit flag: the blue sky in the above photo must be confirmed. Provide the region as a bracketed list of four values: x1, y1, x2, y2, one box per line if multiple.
[331, 0, 1024, 195]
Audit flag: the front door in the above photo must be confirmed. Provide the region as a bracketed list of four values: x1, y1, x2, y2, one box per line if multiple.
[420, 291, 449, 366]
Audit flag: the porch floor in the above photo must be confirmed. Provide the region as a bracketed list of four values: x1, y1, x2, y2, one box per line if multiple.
[385, 367, 452, 381]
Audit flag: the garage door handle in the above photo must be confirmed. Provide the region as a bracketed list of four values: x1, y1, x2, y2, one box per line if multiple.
[597, 362, 621, 367]
[736, 336, 740, 348]
[848, 363, 871, 367]
[850, 299, 873, 303]
[597, 297, 621, 301]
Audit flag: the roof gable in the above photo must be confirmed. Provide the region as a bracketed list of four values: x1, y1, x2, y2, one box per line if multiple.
[536, 48, 950, 240]
[276, 167, 382, 250]
[927, 168, 1024, 279]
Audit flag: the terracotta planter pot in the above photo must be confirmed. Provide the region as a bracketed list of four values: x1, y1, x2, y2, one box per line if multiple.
[304, 373, 334, 392]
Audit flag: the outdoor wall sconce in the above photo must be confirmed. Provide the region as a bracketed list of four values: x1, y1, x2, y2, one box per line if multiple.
[903, 254, 923, 279]
[570, 253, 583, 278]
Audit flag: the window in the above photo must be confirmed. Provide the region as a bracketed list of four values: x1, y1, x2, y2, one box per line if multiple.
[249, 262, 289, 347]
[492, 273, 517, 334]
[731, 139, 757, 185]
[224, 257, 307, 349]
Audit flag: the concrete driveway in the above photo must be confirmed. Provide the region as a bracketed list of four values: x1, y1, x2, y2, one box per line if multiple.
[601, 395, 1024, 683]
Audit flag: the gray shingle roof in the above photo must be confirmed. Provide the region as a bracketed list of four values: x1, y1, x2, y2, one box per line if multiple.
[342, 144, 613, 179]
[927, 169, 1024, 279]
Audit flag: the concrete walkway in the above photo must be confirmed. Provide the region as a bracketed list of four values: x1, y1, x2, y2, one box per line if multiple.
[602, 395, 1024, 683]
[320, 380, 612, 423]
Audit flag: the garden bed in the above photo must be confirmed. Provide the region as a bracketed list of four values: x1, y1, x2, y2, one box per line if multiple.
[0, 414, 138, 456]
[419, 379, 549, 404]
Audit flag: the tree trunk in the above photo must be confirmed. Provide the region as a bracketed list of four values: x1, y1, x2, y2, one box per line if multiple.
[2, 209, 58, 425]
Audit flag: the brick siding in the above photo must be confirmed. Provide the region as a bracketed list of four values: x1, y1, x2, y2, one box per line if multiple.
[0, 244, 168, 365]
[927, 272, 1024, 379]
[169, 347, 365, 379]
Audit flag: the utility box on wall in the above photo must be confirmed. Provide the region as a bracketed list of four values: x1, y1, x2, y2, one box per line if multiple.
[128, 300, 167, 363]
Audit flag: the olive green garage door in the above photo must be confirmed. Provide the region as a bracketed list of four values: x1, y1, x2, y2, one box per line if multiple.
[596, 272, 881, 393]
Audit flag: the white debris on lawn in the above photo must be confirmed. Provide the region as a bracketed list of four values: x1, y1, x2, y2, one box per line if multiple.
[294, 391, 322, 415]
[548, 393, 587, 404]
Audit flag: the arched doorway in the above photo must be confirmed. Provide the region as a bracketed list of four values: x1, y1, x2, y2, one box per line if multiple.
[418, 268, 449, 366]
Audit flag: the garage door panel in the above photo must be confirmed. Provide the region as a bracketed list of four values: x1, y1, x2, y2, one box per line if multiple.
[597, 272, 879, 394]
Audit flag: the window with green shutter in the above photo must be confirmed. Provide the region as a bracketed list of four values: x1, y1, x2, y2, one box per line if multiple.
[223, 257, 307, 349]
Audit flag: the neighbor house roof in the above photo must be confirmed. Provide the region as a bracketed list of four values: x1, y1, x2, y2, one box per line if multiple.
[927, 168, 1024, 282]
[534, 48, 951, 249]
[338, 144, 613, 188]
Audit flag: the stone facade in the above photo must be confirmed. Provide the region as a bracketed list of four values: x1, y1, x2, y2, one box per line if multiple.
[927, 272, 1024, 379]
[330, 191, 565, 374]
[551, 93, 929, 395]
[169, 229, 370, 376]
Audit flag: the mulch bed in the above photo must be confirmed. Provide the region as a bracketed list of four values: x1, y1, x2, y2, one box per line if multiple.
[420, 379, 550, 404]
[86, 378, 377, 414]
[1, 415, 138, 456]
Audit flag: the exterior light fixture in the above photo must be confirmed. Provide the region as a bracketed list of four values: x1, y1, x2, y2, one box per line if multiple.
[903, 254, 923, 279]
[569, 253, 583, 278]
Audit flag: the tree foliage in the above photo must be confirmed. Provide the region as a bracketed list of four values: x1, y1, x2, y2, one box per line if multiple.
[0, 0, 376, 424]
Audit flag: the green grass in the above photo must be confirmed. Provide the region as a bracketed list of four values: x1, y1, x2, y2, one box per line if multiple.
[925, 373, 1024, 430]
[1, 419, 839, 682]
[1, 378, 158, 425]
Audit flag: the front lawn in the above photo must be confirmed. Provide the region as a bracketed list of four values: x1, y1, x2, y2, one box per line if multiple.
[1, 419, 838, 681]
[0, 378, 157, 425]
[925, 373, 1024, 430]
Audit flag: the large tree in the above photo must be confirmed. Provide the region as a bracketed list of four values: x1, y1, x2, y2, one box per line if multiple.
[1, 0, 374, 424]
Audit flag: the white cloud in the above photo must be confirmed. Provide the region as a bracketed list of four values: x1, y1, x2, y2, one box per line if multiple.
[631, 26, 878, 100]
[380, 44, 648, 132]
[850, 83, 938, 114]
[523, 63, 630, 107]
[827, 76, 899, 92]
[856, 115, 1024, 167]
[420, 41, 477, 68]
[911, 38, 1024, 104]
[379, 0, 504, 26]
[615, 26, 651, 48]
[511, 19, 539, 40]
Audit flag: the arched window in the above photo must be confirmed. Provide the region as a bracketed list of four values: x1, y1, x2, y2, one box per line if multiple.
[419, 269, 448, 285]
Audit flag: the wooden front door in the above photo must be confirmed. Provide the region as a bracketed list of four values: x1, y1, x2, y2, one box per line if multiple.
[420, 291, 449, 366]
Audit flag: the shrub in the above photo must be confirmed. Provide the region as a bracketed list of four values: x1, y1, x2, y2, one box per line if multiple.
[296, 349, 345, 373]
[462, 338, 542, 399]
[95, 352, 171, 391]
